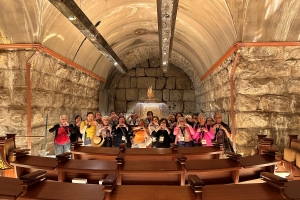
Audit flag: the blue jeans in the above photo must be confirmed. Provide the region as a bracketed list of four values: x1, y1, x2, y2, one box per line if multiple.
[178, 141, 194, 148]
[54, 142, 70, 155]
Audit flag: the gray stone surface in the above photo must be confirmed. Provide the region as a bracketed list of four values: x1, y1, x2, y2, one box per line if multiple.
[176, 77, 192, 89]
[184, 102, 196, 113]
[149, 58, 160, 68]
[115, 89, 126, 100]
[166, 77, 176, 89]
[235, 94, 259, 112]
[126, 89, 138, 101]
[130, 77, 137, 88]
[138, 89, 148, 101]
[166, 102, 183, 113]
[163, 65, 184, 77]
[183, 90, 195, 101]
[136, 68, 145, 76]
[170, 90, 183, 101]
[114, 101, 127, 113]
[145, 68, 157, 76]
[137, 77, 156, 89]
[156, 77, 166, 89]
[127, 69, 136, 76]
[153, 90, 162, 101]
[259, 95, 290, 112]
[118, 76, 131, 89]
[163, 89, 170, 101]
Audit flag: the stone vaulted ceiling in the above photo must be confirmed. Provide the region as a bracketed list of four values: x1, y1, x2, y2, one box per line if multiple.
[1, 0, 300, 87]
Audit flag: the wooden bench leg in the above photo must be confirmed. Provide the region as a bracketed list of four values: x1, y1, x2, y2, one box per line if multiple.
[57, 171, 67, 182]
[230, 170, 240, 184]
[14, 166, 24, 178]
[180, 172, 185, 186]
[117, 174, 122, 185]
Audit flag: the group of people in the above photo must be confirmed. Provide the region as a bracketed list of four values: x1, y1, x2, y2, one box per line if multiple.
[49, 111, 234, 155]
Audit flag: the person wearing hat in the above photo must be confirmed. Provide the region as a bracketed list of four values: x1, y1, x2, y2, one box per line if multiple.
[93, 116, 113, 147]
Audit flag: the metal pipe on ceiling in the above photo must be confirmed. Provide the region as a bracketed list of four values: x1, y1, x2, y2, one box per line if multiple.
[48, 0, 128, 74]
[157, 0, 179, 73]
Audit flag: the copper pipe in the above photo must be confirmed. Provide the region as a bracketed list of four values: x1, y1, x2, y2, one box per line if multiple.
[200, 44, 237, 81]
[0, 44, 106, 82]
[230, 51, 239, 151]
[26, 51, 39, 149]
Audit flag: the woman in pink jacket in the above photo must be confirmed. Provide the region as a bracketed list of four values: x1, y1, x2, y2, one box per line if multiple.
[193, 114, 215, 146]
[173, 117, 195, 147]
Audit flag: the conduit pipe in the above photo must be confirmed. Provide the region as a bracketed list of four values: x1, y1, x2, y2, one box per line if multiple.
[230, 50, 240, 151]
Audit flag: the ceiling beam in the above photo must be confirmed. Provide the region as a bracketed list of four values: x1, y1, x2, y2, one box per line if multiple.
[48, 0, 128, 74]
[157, 0, 179, 72]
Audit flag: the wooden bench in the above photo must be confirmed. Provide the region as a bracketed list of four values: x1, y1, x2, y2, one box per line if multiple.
[257, 136, 274, 155]
[10, 149, 58, 181]
[185, 152, 242, 184]
[119, 146, 177, 161]
[0, 176, 23, 200]
[282, 135, 300, 179]
[103, 174, 203, 200]
[116, 154, 186, 186]
[239, 150, 281, 182]
[55, 152, 118, 184]
[176, 146, 223, 160]
[18, 170, 105, 200]
[0, 133, 17, 177]
[71, 141, 120, 160]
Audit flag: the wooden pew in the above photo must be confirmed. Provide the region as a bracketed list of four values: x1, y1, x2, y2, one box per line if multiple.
[175, 145, 223, 160]
[239, 150, 281, 182]
[55, 152, 118, 184]
[119, 143, 177, 161]
[0, 176, 23, 200]
[0, 133, 17, 177]
[282, 135, 300, 180]
[18, 170, 105, 200]
[103, 174, 203, 200]
[71, 141, 120, 160]
[185, 152, 242, 184]
[116, 154, 186, 186]
[10, 149, 58, 181]
[257, 137, 274, 155]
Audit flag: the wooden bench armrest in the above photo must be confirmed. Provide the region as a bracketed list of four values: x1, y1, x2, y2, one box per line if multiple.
[176, 154, 187, 164]
[171, 143, 178, 151]
[102, 174, 118, 196]
[56, 152, 72, 162]
[188, 175, 204, 195]
[225, 152, 242, 162]
[262, 149, 278, 157]
[116, 154, 124, 164]
[13, 149, 30, 158]
[20, 170, 47, 192]
[260, 172, 287, 192]
[71, 141, 83, 149]
[119, 143, 126, 151]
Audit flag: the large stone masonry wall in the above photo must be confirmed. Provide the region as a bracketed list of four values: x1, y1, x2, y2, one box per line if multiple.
[234, 46, 300, 155]
[111, 59, 196, 116]
[0, 50, 101, 155]
[198, 46, 300, 155]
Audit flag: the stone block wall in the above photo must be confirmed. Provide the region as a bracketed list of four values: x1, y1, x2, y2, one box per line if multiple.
[0, 50, 101, 155]
[111, 60, 196, 117]
[198, 46, 300, 155]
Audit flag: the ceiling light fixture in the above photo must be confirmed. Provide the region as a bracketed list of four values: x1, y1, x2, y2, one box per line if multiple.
[114, 62, 118, 66]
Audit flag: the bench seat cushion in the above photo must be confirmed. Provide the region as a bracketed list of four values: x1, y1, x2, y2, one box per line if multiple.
[284, 147, 297, 162]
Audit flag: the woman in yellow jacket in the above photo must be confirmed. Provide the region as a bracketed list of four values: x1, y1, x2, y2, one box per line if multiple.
[80, 112, 98, 146]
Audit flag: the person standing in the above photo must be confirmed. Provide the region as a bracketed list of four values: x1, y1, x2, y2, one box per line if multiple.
[193, 114, 214, 146]
[212, 113, 234, 152]
[144, 111, 153, 126]
[173, 117, 195, 147]
[80, 112, 97, 146]
[69, 115, 82, 143]
[49, 115, 73, 155]
[112, 116, 132, 148]
[95, 111, 103, 125]
[109, 111, 119, 127]
[94, 116, 113, 147]
[151, 118, 174, 148]
[131, 120, 151, 148]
